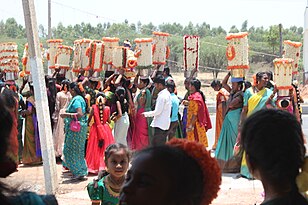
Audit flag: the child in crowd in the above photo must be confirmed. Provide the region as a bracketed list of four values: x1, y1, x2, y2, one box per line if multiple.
[120, 138, 221, 205]
[86, 92, 115, 174]
[241, 109, 308, 204]
[87, 143, 131, 205]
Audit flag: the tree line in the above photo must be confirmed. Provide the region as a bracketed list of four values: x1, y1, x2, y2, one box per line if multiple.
[0, 18, 304, 73]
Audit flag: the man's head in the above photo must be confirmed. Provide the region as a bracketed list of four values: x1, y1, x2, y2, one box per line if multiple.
[166, 79, 175, 93]
[153, 75, 166, 92]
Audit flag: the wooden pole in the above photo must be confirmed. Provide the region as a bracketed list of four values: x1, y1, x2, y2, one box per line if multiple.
[22, 0, 58, 194]
[279, 24, 283, 57]
[48, 0, 52, 39]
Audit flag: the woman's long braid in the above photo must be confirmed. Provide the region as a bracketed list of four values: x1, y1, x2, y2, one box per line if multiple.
[98, 97, 104, 124]
[292, 83, 302, 124]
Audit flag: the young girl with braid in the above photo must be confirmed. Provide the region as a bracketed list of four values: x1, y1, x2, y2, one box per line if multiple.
[120, 138, 221, 205]
[86, 92, 115, 174]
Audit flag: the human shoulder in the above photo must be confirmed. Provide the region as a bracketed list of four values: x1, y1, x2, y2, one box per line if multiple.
[9, 191, 58, 205]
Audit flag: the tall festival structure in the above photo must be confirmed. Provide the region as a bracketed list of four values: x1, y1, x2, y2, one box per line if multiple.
[102, 37, 119, 72]
[88, 40, 104, 77]
[72, 39, 92, 76]
[183, 35, 199, 78]
[283, 40, 302, 75]
[273, 58, 294, 110]
[0, 42, 19, 82]
[134, 38, 153, 77]
[304, 1, 308, 84]
[152, 31, 170, 72]
[226, 32, 249, 80]
[21, 43, 44, 79]
[112, 46, 137, 79]
[54, 45, 73, 75]
[46, 39, 63, 70]
[282, 40, 303, 121]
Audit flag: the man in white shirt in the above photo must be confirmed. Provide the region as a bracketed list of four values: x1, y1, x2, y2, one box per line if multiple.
[143, 75, 171, 146]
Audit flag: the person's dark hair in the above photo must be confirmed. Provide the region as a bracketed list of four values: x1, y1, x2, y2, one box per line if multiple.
[266, 71, 273, 81]
[1, 88, 18, 110]
[140, 78, 149, 86]
[166, 79, 175, 93]
[210, 80, 221, 88]
[136, 145, 204, 205]
[153, 75, 166, 86]
[60, 79, 70, 91]
[236, 81, 244, 91]
[115, 86, 128, 113]
[244, 80, 252, 90]
[69, 82, 88, 113]
[163, 66, 172, 77]
[96, 92, 106, 126]
[0, 96, 13, 204]
[241, 109, 306, 191]
[97, 143, 131, 180]
[0, 96, 13, 164]
[190, 79, 206, 102]
[89, 78, 99, 89]
[256, 72, 267, 83]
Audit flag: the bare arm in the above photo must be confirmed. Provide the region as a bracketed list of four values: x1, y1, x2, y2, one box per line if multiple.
[88, 108, 94, 125]
[222, 72, 231, 93]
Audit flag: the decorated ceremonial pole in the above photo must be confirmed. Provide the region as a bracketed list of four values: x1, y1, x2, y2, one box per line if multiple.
[304, 1, 308, 84]
[22, 0, 58, 194]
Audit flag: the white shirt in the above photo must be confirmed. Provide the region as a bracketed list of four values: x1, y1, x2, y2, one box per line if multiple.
[143, 88, 171, 130]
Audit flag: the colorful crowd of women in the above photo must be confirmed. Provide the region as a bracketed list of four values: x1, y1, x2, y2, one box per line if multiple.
[1, 67, 308, 205]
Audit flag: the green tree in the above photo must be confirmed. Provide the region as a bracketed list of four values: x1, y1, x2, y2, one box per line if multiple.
[265, 25, 280, 54]
[241, 20, 248, 32]
[229, 25, 239, 33]
[140, 22, 156, 35]
[5, 18, 20, 38]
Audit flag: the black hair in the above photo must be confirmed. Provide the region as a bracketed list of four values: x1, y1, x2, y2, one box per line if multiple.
[61, 79, 70, 91]
[115, 86, 128, 113]
[89, 79, 99, 89]
[0, 96, 13, 163]
[135, 145, 203, 205]
[1, 88, 18, 110]
[244, 80, 252, 90]
[256, 72, 267, 83]
[266, 71, 273, 81]
[190, 79, 206, 102]
[241, 109, 306, 191]
[140, 78, 150, 86]
[97, 143, 131, 180]
[69, 82, 89, 113]
[153, 75, 166, 86]
[0, 96, 13, 204]
[163, 66, 172, 77]
[166, 79, 175, 93]
[236, 81, 244, 91]
[210, 80, 221, 88]
[96, 92, 106, 125]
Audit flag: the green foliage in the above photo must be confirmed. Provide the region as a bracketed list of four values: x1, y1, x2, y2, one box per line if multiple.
[0, 17, 304, 73]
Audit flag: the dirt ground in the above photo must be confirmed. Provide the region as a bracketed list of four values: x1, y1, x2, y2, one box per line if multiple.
[1, 163, 264, 205]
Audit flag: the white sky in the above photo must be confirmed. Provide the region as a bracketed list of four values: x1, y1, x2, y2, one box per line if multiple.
[0, 0, 307, 31]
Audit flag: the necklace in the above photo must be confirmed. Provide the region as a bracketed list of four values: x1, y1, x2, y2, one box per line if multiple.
[107, 175, 125, 188]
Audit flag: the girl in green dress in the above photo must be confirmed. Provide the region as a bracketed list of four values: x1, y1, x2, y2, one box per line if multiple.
[87, 143, 131, 205]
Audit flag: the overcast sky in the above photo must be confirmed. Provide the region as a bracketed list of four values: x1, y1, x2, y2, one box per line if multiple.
[1, 0, 307, 31]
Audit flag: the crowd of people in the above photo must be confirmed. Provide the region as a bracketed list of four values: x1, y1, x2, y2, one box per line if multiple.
[0, 67, 307, 204]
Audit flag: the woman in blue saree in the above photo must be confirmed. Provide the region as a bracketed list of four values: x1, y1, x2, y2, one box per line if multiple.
[215, 72, 244, 173]
[61, 82, 88, 180]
